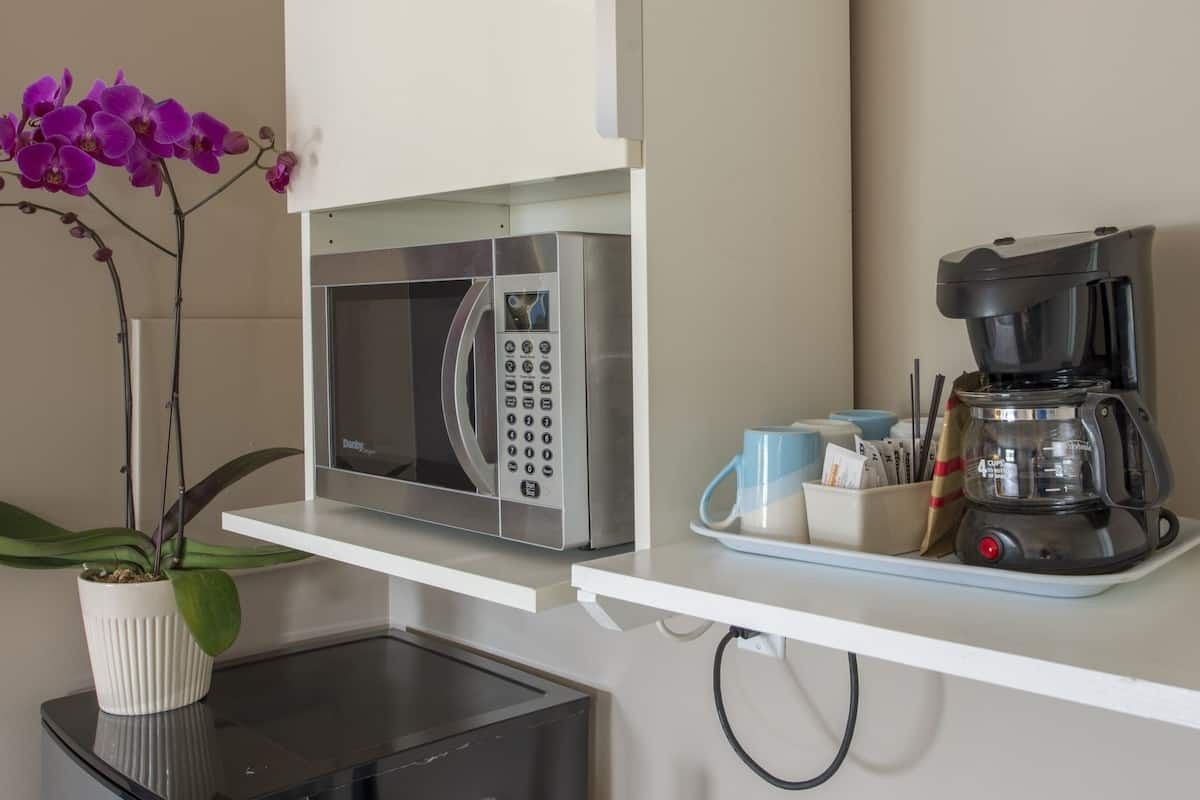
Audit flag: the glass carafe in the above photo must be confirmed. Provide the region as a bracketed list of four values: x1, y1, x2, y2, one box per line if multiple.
[959, 380, 1173, 511]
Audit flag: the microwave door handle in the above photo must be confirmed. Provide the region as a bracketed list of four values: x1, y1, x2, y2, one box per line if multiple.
[441, 279, 497, 496]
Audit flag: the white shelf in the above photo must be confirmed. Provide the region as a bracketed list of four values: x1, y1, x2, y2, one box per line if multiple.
[572, 519, 1200, 730]
[223, 499, 625, 613]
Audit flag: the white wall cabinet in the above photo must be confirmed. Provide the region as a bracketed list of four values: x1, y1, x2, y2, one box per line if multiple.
[284, 0, 643, 212]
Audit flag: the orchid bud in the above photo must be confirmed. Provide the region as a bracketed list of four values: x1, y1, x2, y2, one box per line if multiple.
[60, 212, 77, 224]
[69, 226, 87, 239]
[17, 201, 35, 214]
[93, 247, 113, 262]
[223, 130, 250, 155]
[258, 125, 275, 142]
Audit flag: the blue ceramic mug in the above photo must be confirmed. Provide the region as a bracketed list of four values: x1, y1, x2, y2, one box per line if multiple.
[829, 409, 899, 441]
[699, 426, 821, 540]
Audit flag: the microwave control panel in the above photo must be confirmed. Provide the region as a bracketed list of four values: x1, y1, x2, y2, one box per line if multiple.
[496, 282, 562, 510]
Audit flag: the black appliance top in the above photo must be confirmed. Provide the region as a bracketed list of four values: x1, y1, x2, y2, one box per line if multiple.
[936, 225, 1154, 318]
[41, 630, 587, 800]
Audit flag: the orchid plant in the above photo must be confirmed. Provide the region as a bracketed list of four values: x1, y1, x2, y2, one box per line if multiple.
[0, 69, 307, 657]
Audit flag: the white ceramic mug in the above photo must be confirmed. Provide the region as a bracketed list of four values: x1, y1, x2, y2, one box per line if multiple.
[792, 418, 862, 454]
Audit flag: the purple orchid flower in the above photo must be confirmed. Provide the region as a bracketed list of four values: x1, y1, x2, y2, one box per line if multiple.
[100, 85, 191, 159]
[40, 105, 135, 166]
[265, 150, 297, 193]
[16, 135, 96, 196]
[125, 143, 164, 196]
[0, 113, 17, 159]
[22, 69, 73, 120]
[174, 112, 231, 174]
[84, 69, 126, 107]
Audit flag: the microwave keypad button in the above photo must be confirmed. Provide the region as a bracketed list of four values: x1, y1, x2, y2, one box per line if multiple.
[505, 396, 517, 408]
[504, 341, 516, 354]
[522, 380, 535, 393]
[522, 398, 535, 409]
[504, 360, 516, 373]
[542, 465, 554, 478]
[524, 431, 535, 442]
[539, 381, 552, 393]
[504, 379, 517, 391]
[506, 444, 517, 456]
[540, 398, 552, 411]
[506, 461, 518, 473]
[522, 361, 534, 374]
[523, 414, 535, 427]
[542, 432, 552, 444]
[539, 361, 552, 375]
[520, 480, 540, 499]
[521, 340, 533, 354]
[541, 416, 552, 428]
[506, 430, 517, 441]
[524, 463, 536, 475]
[542, 448, 553, 461]
[539, 341, 551, 354]
[524, 446, 535, 459]
[506, 413, 517, 424]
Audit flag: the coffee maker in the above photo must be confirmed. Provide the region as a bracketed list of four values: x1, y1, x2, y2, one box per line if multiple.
[936, 226, 1178, 574]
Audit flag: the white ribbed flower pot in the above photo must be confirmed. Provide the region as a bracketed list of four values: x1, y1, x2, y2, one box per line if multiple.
[77, 576, 213, 715]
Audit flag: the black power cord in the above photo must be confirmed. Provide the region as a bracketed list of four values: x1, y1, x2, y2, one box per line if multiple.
[713, 627, 860, 791]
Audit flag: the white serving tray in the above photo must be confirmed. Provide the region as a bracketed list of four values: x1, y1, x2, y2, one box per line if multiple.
[690, 519, 1200, 598]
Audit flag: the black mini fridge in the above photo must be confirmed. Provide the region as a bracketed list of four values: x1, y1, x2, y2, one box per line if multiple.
[41, 630, 589, 799]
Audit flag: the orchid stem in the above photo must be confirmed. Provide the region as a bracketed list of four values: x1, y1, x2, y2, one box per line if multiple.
[182, 144, 273, 218]
[87, 191, 177, 258]
[151, 162, 188, 576]
[0, 201, 136, 529]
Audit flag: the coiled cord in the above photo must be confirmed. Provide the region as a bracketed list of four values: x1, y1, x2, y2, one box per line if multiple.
[713, 627, 860, 791]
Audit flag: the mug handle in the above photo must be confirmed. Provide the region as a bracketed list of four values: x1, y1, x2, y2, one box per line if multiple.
[700, 455, 741, 530]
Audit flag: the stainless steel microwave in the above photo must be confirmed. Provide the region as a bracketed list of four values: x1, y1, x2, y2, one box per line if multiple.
[310, 232, 633, 550]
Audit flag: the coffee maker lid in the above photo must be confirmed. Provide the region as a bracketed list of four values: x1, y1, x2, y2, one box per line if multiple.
[936, 225, 1154, 319]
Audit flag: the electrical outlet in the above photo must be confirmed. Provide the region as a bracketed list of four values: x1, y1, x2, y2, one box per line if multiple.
[737, 633, 786, 659]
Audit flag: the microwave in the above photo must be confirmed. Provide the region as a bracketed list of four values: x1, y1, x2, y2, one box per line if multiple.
[310, 232, 633, 550]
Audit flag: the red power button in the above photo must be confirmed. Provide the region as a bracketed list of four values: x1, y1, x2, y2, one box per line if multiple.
[978, 535, 1002, 562]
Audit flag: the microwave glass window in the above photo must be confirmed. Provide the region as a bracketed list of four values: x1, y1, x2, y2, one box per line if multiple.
[504, 291, 550, 331]
[328, 281, 486, 492]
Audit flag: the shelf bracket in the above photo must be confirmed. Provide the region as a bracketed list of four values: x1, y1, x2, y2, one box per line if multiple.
[577, 590, 674, 632]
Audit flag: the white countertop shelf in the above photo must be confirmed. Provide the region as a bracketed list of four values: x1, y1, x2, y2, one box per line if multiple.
[224, 498, 625, 613]
[571, 520, 1200, 729]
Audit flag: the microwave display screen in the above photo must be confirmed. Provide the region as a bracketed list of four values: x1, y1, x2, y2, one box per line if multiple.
[504, 291, 550, 331]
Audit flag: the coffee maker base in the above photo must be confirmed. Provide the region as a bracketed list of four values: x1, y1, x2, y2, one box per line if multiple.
[955, 504, 1177, 575]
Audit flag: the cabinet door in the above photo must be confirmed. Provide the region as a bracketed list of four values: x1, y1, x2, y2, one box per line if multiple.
[284, 0, 642, 212]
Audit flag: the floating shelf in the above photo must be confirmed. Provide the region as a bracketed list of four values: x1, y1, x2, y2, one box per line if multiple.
[571, 518, 1200, 730]
[223, 499, 627, 613]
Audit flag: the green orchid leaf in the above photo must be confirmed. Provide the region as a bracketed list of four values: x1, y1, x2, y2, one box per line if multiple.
[0, 501, 72, 540]
[166, 568, 242, 657]
[0, 528, 153, 559]
[0, 555, 90, 569]
[164, 537, 311, 571]
[153, 447, 302, 546]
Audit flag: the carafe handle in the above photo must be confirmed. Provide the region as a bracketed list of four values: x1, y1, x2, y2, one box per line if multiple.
[1079, 389, 1174, 509]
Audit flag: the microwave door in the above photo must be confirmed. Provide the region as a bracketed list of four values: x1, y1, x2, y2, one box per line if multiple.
[441, 279, 499, 496]
[328, 280, 483, 493]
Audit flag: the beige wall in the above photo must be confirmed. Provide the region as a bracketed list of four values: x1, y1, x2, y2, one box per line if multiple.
[0, 4, 386, 799]
[853, 0, 1200, 518]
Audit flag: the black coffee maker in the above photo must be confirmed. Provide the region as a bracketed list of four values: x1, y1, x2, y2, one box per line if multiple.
[937, 226, 1178, 574]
